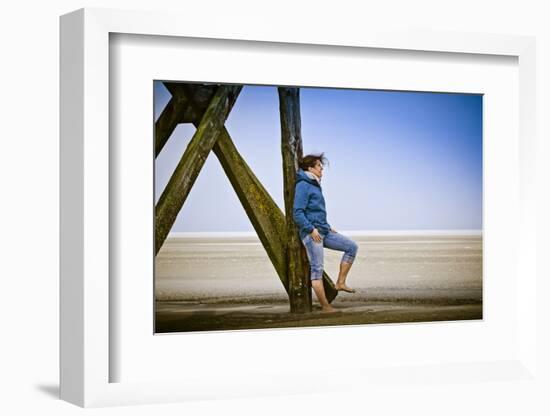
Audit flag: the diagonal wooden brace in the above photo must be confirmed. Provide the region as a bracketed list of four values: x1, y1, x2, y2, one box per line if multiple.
[212, 132, 289, 291]
[168, 84, 288, 290]
[155, 97, 192, 157]
[155, 84, 242, 254]
[155, 83, 219, 158]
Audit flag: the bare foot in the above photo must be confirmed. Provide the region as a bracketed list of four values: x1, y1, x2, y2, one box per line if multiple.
[321, 305, 339, 313]
[335, 284, 356, 293]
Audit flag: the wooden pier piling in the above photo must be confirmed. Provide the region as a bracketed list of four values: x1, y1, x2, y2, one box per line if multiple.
[154, 82, 338, 309]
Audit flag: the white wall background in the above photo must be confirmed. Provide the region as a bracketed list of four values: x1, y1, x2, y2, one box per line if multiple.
[1, 0, 548, 415]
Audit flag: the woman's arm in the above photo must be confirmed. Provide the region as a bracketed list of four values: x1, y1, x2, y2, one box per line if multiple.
[293, 182, 314, 235]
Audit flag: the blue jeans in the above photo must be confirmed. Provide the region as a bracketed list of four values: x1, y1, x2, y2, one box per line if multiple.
[301, 231, 359, 280]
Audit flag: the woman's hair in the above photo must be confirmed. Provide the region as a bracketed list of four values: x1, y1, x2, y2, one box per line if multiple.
[299, 153, 329, 171]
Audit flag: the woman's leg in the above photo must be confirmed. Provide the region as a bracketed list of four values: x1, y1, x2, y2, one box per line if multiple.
[323, 231, 359, 292]
[302, 235, 337, 312]
[336, 262, 354, 292]
[311, 280, 336, 313]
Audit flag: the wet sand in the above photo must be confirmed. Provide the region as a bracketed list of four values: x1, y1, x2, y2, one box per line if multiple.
[155, 233, 482, 333]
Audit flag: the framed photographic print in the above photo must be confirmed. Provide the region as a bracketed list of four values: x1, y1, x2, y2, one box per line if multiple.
[60, 7, 538, 408]
[153, 80, 484, 334]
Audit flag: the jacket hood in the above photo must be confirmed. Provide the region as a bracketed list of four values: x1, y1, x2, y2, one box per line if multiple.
[296, 169, 320, 187]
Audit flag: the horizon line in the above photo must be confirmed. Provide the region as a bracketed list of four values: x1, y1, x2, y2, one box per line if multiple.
[168, 229, 483, 238]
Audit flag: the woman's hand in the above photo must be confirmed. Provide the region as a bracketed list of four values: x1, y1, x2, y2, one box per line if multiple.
[330, 227, 338, 233]
[310, 228, 322, 243]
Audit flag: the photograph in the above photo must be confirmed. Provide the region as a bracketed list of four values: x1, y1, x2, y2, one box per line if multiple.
[153, 81, 483, 333]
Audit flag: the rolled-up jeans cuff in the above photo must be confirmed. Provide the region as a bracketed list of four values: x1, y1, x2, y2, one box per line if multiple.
[310, 272, 323, 280]
[341, 254, 355, 264]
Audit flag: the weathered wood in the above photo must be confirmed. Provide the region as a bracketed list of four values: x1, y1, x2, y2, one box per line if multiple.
[172, 84, 288, 290]
[214, 130, 337, 301]
[278, 87, 312, 313]
[155, 85, 242, 254]
[155, 83, 337, 302]
[213, 133, 289, 291]
[187, 84, 336, 302]
[164, 82, 218, 115]
[155, 97, 186, 156]
[155, 83, 218, 157]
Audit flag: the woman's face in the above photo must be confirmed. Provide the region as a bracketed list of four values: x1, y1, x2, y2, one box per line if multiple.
[308, 160, 324, 178]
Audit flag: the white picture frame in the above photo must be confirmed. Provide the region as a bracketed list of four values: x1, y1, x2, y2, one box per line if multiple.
[60, 7, 538, 408]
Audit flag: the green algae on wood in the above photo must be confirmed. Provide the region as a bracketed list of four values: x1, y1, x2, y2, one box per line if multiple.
[172, 83, 289, 291]
[278, 87, 313, 312]
[155, 85, 242, 254]
[155, 82, 337, 306]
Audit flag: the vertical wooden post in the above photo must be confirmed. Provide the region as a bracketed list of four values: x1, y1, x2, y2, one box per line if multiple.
[278, 87, 312, 313]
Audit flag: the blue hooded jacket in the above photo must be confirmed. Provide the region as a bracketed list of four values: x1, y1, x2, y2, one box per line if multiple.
[293, 169, 332, 241]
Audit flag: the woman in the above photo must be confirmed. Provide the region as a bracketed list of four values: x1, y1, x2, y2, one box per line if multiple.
[293, 153, 359, 313]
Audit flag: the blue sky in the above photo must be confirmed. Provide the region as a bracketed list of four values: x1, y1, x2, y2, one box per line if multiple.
[154, 82, 482, 232]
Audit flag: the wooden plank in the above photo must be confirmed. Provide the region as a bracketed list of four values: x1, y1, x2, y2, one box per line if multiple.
[278, 87, 313, 312]
[155, 84, 242, 254]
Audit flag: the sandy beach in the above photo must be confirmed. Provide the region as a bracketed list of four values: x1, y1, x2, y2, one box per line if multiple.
[155, 232, 482, 333]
